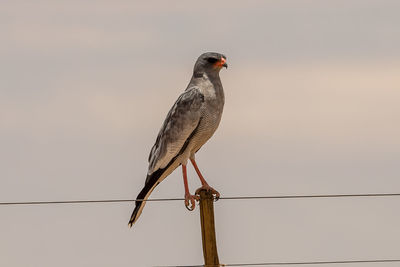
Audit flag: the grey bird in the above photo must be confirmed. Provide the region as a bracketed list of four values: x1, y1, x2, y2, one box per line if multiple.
[128, 52, 227, 227]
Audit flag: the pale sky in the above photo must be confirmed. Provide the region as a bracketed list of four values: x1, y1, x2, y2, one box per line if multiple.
[1, 1, 400, 267]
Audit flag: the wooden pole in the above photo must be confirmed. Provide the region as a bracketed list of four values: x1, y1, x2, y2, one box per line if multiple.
[198, 189, 220, 267]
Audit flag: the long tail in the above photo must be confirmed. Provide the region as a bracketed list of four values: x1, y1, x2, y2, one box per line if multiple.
[128, 169, 164, 227]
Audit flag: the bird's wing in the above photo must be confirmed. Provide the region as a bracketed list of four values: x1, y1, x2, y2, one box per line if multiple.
[147, 86, 204, 176]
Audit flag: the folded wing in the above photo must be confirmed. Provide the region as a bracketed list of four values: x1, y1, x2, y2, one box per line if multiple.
[128, 87, 205, 227]
[147, 86, 204, 177]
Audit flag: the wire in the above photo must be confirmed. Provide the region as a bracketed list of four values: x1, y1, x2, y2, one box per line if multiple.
[220, 193, 400, 200]
[0, 198, 182, 206]
[157, 259, 400, 267]
[224, 259, 400, 266]
[1, 193, 400, 206]
[2, 196, 400, 267]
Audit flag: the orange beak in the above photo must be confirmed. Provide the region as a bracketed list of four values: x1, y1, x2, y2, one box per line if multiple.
[215, 57, 228, 68]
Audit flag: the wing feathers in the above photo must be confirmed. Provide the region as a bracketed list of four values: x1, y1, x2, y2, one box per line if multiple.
[147, 87, 204, 174]
[129, 87, 204, 226]
[129, 118, 203, 226]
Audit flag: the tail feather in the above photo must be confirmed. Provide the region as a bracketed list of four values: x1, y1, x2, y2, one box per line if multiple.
[128, 169, 165, 227]
[129, 153, 182, 227]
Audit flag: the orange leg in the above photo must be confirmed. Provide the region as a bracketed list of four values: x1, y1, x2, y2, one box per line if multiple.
[190, 158, 209, 186]
[190, 158, 220, 199]
[182, 164, 198, 211]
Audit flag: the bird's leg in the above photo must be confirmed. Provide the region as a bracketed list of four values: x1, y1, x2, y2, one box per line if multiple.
[191, 158, 220, 200]
[182, 164, 198, 211]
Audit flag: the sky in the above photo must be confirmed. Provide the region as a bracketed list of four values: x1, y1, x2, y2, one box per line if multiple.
[1, 1, 400, 266]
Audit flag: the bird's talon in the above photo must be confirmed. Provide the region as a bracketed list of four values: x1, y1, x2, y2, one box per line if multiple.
[184, 194, 197, 211]
[185, 203, 194, 211]
[195, 188, 202, 196]
[195, 185, 220, 201]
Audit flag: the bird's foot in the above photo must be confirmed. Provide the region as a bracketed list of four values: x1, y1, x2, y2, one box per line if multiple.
[195, 185, 220, 201]
[184, 193, 199, 211]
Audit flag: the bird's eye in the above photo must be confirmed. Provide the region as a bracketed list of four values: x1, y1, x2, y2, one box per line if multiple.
[207, 57, 218, 64]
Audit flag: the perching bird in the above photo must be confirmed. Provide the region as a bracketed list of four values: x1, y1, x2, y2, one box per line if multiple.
[128, 52, 227, 227]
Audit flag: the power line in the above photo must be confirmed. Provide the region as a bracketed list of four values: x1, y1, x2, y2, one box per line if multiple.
[157, 259, 400, 267]
[220, 193, 400, 200]
[1, 192, 400, 206]
[0, 198, 181, 206]
[224, 259, 400, 266]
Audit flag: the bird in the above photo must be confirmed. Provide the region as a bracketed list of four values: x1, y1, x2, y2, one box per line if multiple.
[128, 52, 227, 227]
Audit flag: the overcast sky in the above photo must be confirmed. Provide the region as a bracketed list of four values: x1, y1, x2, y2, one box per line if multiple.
[1, 1, 400, 267]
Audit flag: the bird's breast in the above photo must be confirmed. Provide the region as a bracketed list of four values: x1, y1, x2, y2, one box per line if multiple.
[184, 73, 225, 156]
[185, 97, 223, 153]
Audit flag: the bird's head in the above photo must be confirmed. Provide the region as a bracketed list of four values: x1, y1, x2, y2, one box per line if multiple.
[193, 52, 227, 77]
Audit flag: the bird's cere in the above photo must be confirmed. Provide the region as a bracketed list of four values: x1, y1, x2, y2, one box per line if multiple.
[215, 57, 228, 68]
